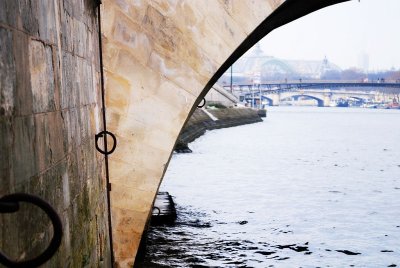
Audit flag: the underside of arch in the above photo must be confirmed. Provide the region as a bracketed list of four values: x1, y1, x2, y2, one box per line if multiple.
[349, 96, 364, 101]
[260, 95, 275, 106]
[101, 0, 349, 266]
[289, 94, 325, 106]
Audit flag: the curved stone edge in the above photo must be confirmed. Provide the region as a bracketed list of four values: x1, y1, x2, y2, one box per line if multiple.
[102, 0, 350, 266]
[175, 107, 263, 153]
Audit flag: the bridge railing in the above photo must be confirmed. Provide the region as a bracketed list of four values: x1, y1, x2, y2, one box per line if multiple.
[222, 80, 400, 95]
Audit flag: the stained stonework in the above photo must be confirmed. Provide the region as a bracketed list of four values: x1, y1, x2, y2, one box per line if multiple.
[2, 0, 348, 266]
[0, 0, 110, 266]
[101, 0, 285, 266]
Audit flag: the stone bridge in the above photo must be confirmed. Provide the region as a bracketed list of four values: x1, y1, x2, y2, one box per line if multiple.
[260, 89, 377, 106]
[1, 0, 350, 267]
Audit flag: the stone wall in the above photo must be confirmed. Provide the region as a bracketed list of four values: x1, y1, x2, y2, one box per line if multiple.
[102, 0, 347, 263]
[1, 0, 347, 266]
[175, 108, 262, 152]
[0, 0, 110, 266]
[101, 0, 284, 265]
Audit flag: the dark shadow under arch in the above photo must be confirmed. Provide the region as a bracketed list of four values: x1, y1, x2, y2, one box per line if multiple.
[349, 96, 365, 101]
[261, 95, 275, 106]
[289, 94, 325, 107]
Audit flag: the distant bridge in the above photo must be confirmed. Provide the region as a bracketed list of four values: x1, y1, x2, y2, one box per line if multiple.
[223, 80, 400, 92]
[223, 81, 400, 107]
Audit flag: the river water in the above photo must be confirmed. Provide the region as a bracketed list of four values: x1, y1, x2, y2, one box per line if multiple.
[140, 107, 400, 267]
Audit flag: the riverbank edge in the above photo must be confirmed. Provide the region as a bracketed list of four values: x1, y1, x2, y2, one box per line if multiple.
[174, 107, 264, 153]
[135, 107, 264, 265]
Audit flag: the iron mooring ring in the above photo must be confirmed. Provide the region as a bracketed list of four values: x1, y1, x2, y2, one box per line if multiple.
[95, 130, 117, 155]
[0, 193, 63, 268]
[197, 98, 206, 108]
[152, 207, 161, 216]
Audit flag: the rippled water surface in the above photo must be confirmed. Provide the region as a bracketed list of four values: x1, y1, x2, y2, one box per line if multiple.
[140, 107, 400, 267]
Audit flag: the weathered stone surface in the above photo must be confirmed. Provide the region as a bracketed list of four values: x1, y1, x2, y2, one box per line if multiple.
[2, 0, 338, 266]
[18, 0, 40, 36]
[102, 0, 284, 266]
[29, 40, 56, 113]
[0, 117, 12, 194]
[60, 8, 74, 52]
[13, 30, 34, 116]
[11, 115, 37, 185]
[37, 0, 57, 43]
[0, 28, 16, 117]
[1, 0, 110, 267]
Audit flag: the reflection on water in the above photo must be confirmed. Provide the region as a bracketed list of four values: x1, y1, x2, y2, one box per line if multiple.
[139, 107, 400, 267]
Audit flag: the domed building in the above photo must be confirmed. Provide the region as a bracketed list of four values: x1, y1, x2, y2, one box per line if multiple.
[219, 44, 341, 84]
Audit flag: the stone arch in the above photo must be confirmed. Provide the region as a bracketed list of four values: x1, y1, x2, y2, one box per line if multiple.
[101, 0, 349, 265]
[261, 95, 275, 106]
[288, 94, 325, 107]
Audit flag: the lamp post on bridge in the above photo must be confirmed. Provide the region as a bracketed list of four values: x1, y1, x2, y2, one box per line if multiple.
[230, 65, 233, 94]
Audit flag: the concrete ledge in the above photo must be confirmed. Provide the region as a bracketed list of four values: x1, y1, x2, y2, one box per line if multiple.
[151, 192, 177, 225]
[175, 107, 262, 152]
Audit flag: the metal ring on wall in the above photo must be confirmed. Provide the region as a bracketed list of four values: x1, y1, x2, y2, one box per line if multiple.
[152, 207, 161, 216]
[0, 193, 63, 268]
[95, 131, 117, 155]
[197, 98, 206, 108]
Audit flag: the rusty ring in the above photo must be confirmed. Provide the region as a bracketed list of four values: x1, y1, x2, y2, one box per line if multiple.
[0, 193, 63, 268]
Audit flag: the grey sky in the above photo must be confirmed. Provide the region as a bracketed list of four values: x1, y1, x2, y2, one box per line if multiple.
[260, 0, 400, 71]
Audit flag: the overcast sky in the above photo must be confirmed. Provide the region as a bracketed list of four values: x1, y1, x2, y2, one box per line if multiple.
[259, 0, 400, 71]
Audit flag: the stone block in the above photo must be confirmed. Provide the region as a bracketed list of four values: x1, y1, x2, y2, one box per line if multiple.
[61, 51, 76, 109]
[47, 111, 67, 163]
[0, 1, 7, 25]
[73, 18, 88, 57]
[11, 115, 37, 186]
[0, 28, 16, 117]
[105, 110, 144, 140]
[37, 0, 57, 43]
[113, 0, 147, 26]
[108, 157, 163, 192]
[147, 51, 206, 97]
[219, 0, 275, 34]
[112, 9, 153, 66]
[18, 0, 40, 36]
[76, 143, 89, 193]
[110, 185, 156, 213]
[51, 48, 62, 111]
[62, 0, 74, 19]
[63, 108, 82, 152]
[113, 230, 141, 262]
[110, 137, 170, 182]
[60, 9, 74, 52]
[29, 40, 56, 113]
[91, 67, 101, 103]
[124, 93, 187, 133]
[104, 72, 131, 116]
[33, 113, 50, 172]
[33, 112, 65, 172]
[112, 207, 147, 238]
[13, 30, 34, 116]
[142, 5, 219, 79]
[66, 150, 80, 201]
[0, 117, 12, 195]
[45, 210, 72, 267]
[2, 0, 109, 266]
[79, 106, 90, 141]
[89, 104, 101, 137]
[76, 58, 94, 106]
